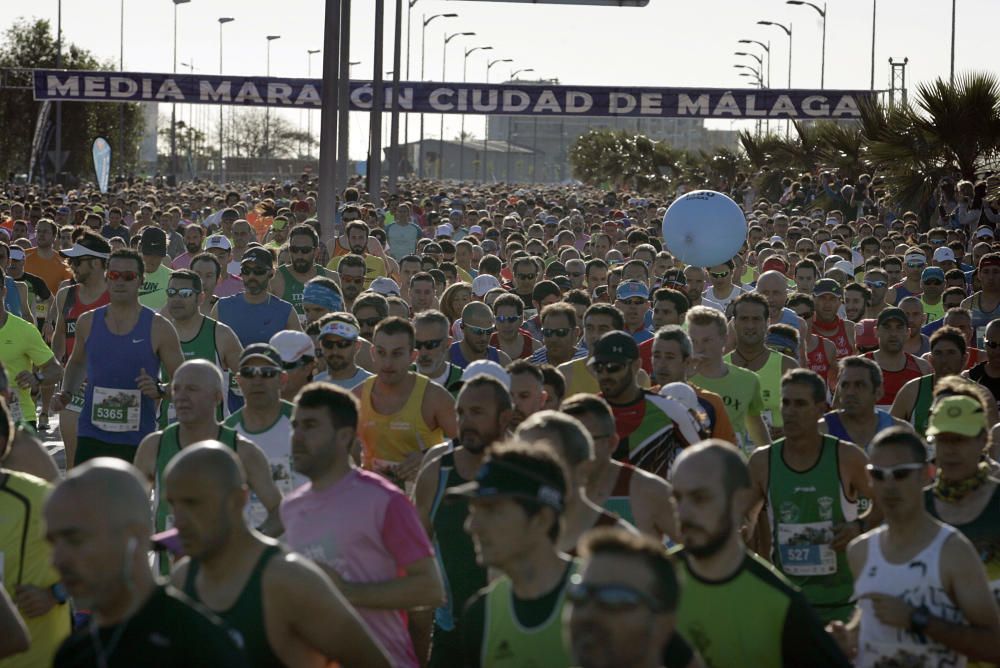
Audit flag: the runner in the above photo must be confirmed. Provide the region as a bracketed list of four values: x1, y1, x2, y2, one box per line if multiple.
[614, 280, 654, 343]
[560, 304, 631, 396]
[835, 427, 1000, 666]
[136, 226, 173, 310]
[24, 218, 71, 296]
[0, 243, 32, 323]
[865, 307, 932, 409]
[813, 278, 857, 359]
[671, 440, 850, 667]
[197, 239, 243, 298]
[355, 317, 457, 485]
[53, 248, 185, 465]
[507, 359, 548, 429]
[212, 246, 300, 346]
[823, 356, 909, 449]
[164, 442, 392, 667]
[413, 309, 463, 393]
[961, 252, 1000, 346]
[326, 221, 391, 288]
[966, 318, 1000, 410]
[0, 368, 59, 481]
[44, 459, 247, 666]
[270, 330, 315, 401]
[491, 293, 541, 360]
[788, 293, 840, 388]
[282, 383, 444, 668]
[313, 314, 374, 390]
[900, 296, 932, 355]
[300, 275, 344, 327]
[413, 374, 513, 667]
[746, 369, 877, 623]
[892, 326, 968, 435]
[268, 224, 331, 326]
[169, 222, 205, 269]
[449, 302, 510, 369]
[637, 287, 690, 372]
[529, 302, 587, 366]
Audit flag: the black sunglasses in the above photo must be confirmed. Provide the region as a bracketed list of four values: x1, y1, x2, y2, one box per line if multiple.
[321, 338, 354, 350]
[238, 366, 281, 379]
[415, 338, 445, 351]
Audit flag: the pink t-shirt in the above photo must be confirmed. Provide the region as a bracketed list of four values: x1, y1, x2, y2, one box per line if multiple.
[170, 251, 194, 269]
[213, 273, 244, 298]
[280, 469, 434, 668]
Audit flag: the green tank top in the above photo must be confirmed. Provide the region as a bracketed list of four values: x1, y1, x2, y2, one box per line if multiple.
[767, 435, 856, 621]
[184, 544, 284, 668]
[913, 374, 935, 436]
[725, 349, 784, 429]
[481, 562, 577, 668]
[158, 317, 223, 428]
[278, 264, 327, 315]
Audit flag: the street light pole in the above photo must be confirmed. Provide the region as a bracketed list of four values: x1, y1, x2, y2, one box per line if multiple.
[757, 20, 792, 137]
[950, 0, 956, 84]
[369, 0, 385, 194]
[418, 13, 457, 178]
[439, 31, 474, 180]
[306, 49, 320, 159]
[484, 57, 512, 182]
[334, 1, 351, 198]
[507, 67, 533, 183]
[460, 45, 492, 182]
[405, 0, 418, 147]
[870, 0, 877, 90]
[318, 0, 342, 244]
[787, 1, 825, 88]
[388, 0, 403, 194]
[171, 0, 191, 186]
[119, 0, 125, 176]
[218, 17, 234, 183]
[264, 35, 281, 163]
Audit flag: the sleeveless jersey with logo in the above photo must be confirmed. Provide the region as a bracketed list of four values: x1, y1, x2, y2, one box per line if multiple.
[807, 337, 834, 386]
[911, 374, 935, 436]
[725, 350, 784, 429]
[62, 284, 110, 360]
[606, 391, 695, 480]
[277, 264, 328, 326]
[358, 374, 445, 475]
[814, 317, 854, 359]
[864, 351, 923, 409]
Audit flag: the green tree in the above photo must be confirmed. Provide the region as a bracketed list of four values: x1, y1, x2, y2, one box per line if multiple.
[0, 18, 144, 181]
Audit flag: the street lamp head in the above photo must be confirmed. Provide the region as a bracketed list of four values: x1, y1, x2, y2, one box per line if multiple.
[267, 35, 281, 41]
[218, 17, 234, 24]
[308, 49, 320, 55]
[757, 20, 774, 26]
[173, 0, 191, 5]
[444, 13, 458, 17]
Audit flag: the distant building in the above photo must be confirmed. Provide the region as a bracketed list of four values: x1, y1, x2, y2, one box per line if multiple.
[385, 139, 538, 183]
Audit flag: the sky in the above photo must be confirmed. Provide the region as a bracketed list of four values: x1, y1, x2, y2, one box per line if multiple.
[3, 0, 998, 159]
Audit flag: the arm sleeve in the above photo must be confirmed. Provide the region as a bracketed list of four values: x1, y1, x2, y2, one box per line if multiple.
[381, 492, 435, 568]
[780, 593, 852, 668]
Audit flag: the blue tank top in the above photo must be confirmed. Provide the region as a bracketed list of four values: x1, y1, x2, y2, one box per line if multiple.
[448, 341, 499, 369]
[79, 306, 160, 445]
[4, 276, 22, 317]
[216, 293, 294, 346]
[823, 409, 895, 446]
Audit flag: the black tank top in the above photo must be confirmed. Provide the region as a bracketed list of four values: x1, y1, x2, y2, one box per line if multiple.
[184, 544, 284, 667]
[969, 362, 1000, 409]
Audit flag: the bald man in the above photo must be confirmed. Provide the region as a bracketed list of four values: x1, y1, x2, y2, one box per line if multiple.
[45, 458, 248, 667]
[448, 301, 512, 369]
[166, 442, 391, 668]
[134, 360, 283, 557]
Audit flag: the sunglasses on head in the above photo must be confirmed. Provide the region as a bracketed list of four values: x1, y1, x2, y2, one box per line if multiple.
[321, 338, 354, 350]
[166, 287, 197, 298]
[240, 266, 269, 277]
[496, 314, 520, 324]
[238, 366, 281, 379]
[566, 577, 664, 612]
[464, 324, 495, 336]
[866, 462, 924, 482]
[107, 270, 139, 282]
[414, 337, 444, 351]
[542, 327, 572, 338]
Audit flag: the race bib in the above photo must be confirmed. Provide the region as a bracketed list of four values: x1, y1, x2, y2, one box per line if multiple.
[91, 386, 141, 432]
[229, 374, 244, 397]
[777, 520, 837, 576]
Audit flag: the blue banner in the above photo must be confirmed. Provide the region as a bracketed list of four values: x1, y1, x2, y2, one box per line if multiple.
[33, 69, 873, 120]
[92, 137, 111, 194]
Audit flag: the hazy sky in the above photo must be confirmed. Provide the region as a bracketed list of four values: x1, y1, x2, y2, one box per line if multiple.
[3, 0, 997, 159]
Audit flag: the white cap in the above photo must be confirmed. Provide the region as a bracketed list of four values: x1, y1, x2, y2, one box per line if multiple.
[460, 360, 511, 389]
[769, 235, 783, 243]
[933, 247, 956, 263]
[469, 225, 483, 235]
[833, 259, 855, 276]
[8, 247, 25, 261]
[436, 223, 454, 238]
[975, 226, 995, 238]
[205, 234, 232, 251]
[472, 274, 501, 297]
[819, 240, 838, 257]
[369, 277, 401, 297]
[658, 382, 700, 411]
[269, 330, 315, 364]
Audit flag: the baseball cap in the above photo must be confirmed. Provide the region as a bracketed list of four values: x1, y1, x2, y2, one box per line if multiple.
[205, 234, 232, 252]
[139, 227, 167, 257]
[269, 330, 315, 366]
[832, 260, 856, 277]
[59, 234, 112, 260]
[318, 320, 360, 341]
[239, 343, 282, 367]
[446, 457, 565, 512]
[271, 216, 290, 231]
[8, 247, 25, 262]
[469, 225, 483, 236]
[921, 267, 945, 282]
[813, 278, 843, 297]
[932, 247, 956, 263]
[460, 360, 511, 389]
[762, 257, 788, 273]
[975, 226, 995, 239]
[615, 280, 650, 301]
[877, 307, 908, 328]
[904, 251, 927, 266]
[926, 395, 988, 438]
[436, 223, 454, 238]
[472, 274, 501, 297]
[591, 330, 639, 364]
[369, 277, 401, 297]
[241, 246, 274, 267]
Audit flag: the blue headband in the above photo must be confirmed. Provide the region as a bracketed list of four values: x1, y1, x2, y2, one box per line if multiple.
[766, 333, 798, 357]
[302, 282, 343, 312]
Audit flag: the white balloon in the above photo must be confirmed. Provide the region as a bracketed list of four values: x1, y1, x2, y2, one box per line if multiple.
[661, 190, 747, 267]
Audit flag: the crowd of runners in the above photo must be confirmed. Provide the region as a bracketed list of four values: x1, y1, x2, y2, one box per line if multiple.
[1, 171, 999, 667]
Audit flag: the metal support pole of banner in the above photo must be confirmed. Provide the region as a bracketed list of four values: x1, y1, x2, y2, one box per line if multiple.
[53, 0, 62, 187]
[219, 17, 234, 183]
[119, 0, 125, 178]
[335, 0, 351, 199]
[505, 117, 512, 184]
[531, 116, 538, 184]
[388, 0, 402, 194]
[318, 0, 341, 244]
[369, 0, 385, 196]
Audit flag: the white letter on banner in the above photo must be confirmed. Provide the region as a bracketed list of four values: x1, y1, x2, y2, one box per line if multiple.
[472, 89, 499, 112]
[110, 77, 137, 99]
[429, 88, 454, 111]
[610, 92, 636, 114]
[801, 96, 829, 117]
[83, 76, 107, 98]
[456, 88, 469, 112]
[566, 91, 593, 113]
[234, 82, 263, 104]
[396, 87, 413, 110]
[296, 84, 321, 106]
[832, 95, 861, 118]
[533, 90, 562, 113]
[201, 80, 231, 102]
[640, 93, 662, 114]
[770, 95, 798, 117]
[351, 84, 372, 109]
[267, 83, 293, 104]
[155, 79, 184, 101]
[677, 94, 709, 115]
[503, 90, 530, 112]
[744, 95, 767, 117]
[712, 93, 741, 116]
[47, 74, 78, 97]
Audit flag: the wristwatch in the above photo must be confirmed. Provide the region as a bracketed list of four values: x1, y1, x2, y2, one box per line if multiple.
[50, 582, 69, 605]
[909, 605, 931, 636]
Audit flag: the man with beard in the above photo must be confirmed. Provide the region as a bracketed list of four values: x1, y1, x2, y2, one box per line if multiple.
[269, 224, 332, 327]
[747, 369, 877, 624]
[169, 223, 205, 269]
[157, 270, 242, 427]
[449, 302, 510, 369]
[671, 440, 851, 668]
[336, 254, 367, 312]
[822, 356, 909, 449]
[213, 246, 300, 347]
[892, 326, 968, 436]
[530, 302, 586, 366]
[961, 253, 1000, 346]
[681, 267, 707, 308]
[413, 310, 463, 393]
[327, 221, 390, 289]
[507, 359, 548, 429]
[283, 383, 442, 667]
[355, 317, 457, 485]
[25, 219, 71, 297]
[966, 317, 1000, 409]
[813, 279, 856, 359]
[844, 283, 869, 323]
[865, 307, 931, 409]
[165, 442, 392, 667]
[314, 314, 373, 390]
[413, 375, 513, 666]
[45, 459, 248, 667]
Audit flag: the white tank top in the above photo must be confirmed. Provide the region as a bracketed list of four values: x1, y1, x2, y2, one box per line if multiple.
[855, 524, 966, 668]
